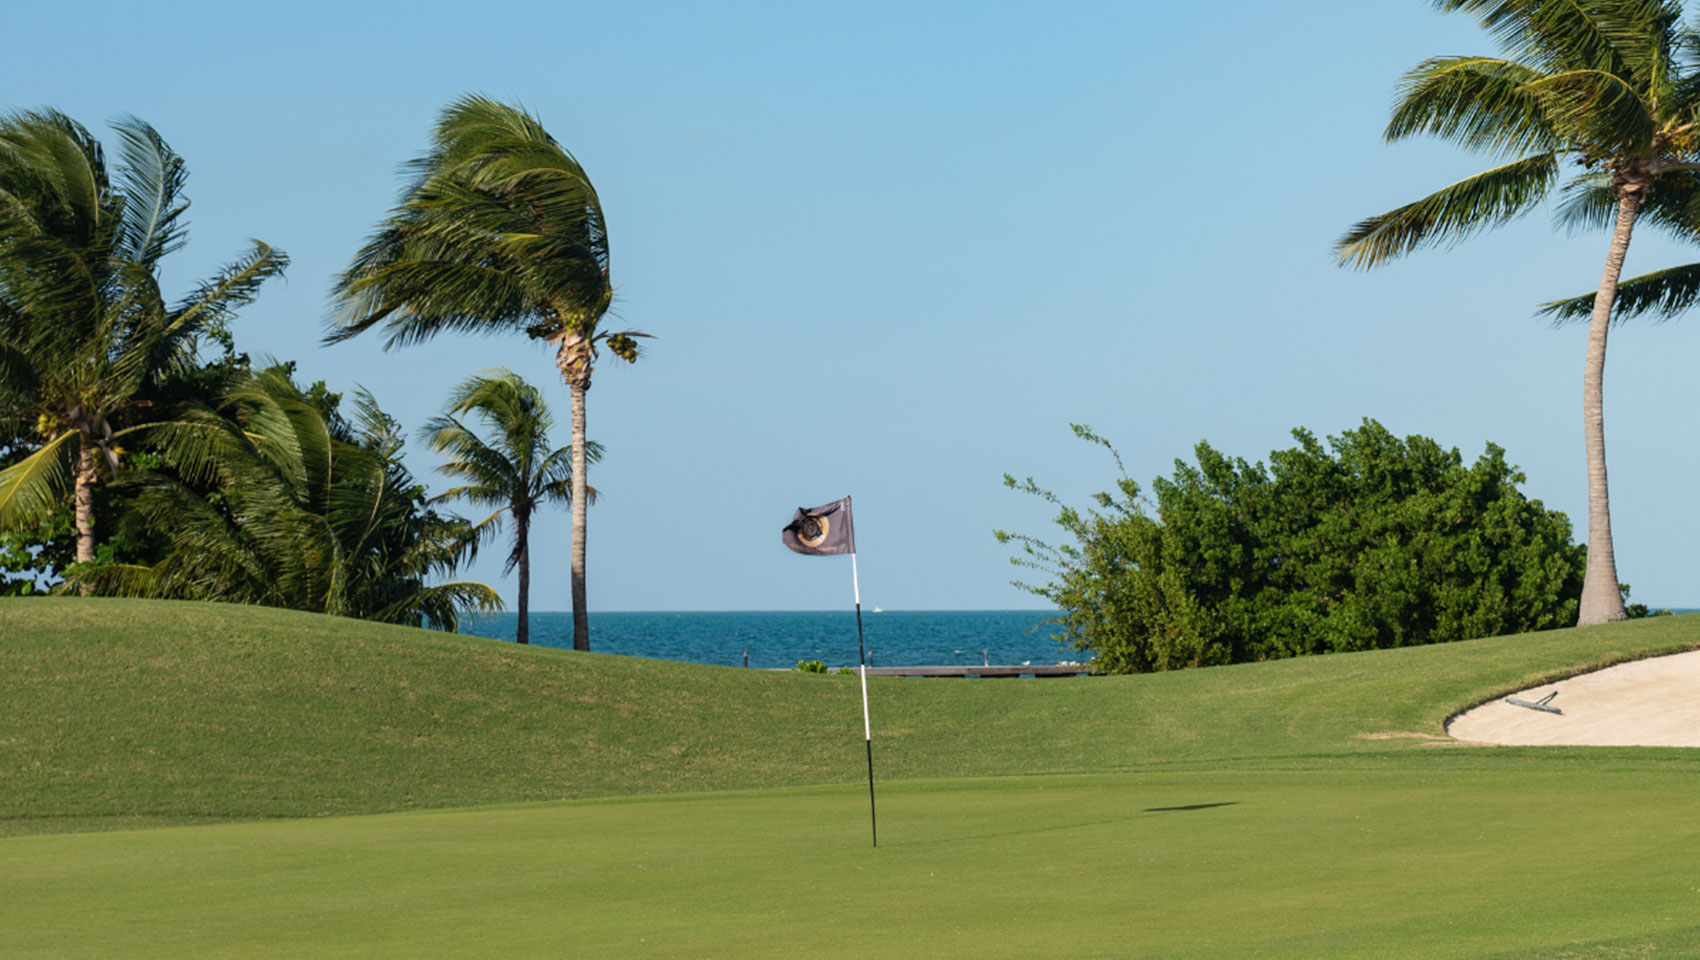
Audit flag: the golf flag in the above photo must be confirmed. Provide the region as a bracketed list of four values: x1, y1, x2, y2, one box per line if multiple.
[780, 494, 877, 847]
[781, 497, 855, 556]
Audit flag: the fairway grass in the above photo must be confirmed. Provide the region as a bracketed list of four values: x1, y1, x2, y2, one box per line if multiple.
[6, 598, 1700, 836]
[7, 768, 1700, 959]
[7, 599, 1700, 957]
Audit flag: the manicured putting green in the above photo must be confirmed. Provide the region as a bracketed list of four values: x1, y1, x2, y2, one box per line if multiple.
[7, 767, 1700, 959]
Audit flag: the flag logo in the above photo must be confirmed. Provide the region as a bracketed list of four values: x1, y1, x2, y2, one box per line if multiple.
[798, 514, 829, 549]
[782, 497, 855, 556]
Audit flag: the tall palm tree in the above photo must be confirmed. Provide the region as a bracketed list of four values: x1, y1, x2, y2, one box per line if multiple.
[70, 365, 500, 629]
[423, 369, 599, 645]
[0, 109, 286, 567]
[328, 95, 644, 651]
[1335, 0, 1700, 625]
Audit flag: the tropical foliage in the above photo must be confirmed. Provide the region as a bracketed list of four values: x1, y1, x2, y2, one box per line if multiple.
[998, 421, 1587, 674]
[1334, 0, 1700, 625]
[0, 108, 498, 628]
[0, 109, 286, 566]
[68, 365, 499, 629]
[423, 369, 598, 644]
[329, 95, 645, 651]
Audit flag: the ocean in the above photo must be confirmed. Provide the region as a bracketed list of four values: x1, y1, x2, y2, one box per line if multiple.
[461, 610, 1072, 670]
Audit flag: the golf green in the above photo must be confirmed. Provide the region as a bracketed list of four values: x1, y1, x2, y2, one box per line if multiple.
[7, 766, 1699, 959]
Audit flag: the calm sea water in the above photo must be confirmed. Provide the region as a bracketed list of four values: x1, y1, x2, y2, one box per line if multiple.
[461, 610, 1072, 669]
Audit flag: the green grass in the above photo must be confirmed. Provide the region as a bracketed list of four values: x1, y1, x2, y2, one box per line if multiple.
[6, 770, 1700, 958]
[6, 598, 1700, 957]
[5, 597, 1699, 836]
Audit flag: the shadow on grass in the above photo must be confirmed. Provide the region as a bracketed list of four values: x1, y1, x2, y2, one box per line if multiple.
[885, 801, 1240, 847]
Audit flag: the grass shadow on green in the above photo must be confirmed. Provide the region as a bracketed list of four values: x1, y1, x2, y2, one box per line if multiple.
[884, 799, 1242, 847]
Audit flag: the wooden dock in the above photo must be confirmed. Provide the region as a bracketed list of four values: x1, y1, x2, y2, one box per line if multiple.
[862, 664, 1092, 678]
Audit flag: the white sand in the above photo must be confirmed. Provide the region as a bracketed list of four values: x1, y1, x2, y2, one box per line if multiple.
[1447, 648, 1700, 746]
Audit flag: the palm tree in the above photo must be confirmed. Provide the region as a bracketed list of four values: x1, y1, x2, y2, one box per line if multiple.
[0, 109, 286, 569]
[70, 365, 500, 629]
[1334, 0, 1700, 625]
[328, 95, 645, 651]
[422, 369, 599, 645]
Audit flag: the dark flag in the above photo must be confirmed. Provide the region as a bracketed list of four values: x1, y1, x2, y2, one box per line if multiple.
[781, 497, 855, 556]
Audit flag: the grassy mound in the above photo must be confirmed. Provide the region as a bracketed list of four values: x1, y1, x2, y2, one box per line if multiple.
[4, 597, 1698, 836]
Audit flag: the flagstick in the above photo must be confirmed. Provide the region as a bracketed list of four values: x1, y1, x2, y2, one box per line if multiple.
[852, 551, 876, 848]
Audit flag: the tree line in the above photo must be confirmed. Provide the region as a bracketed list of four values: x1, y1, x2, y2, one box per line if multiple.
[0, 97, 635, 647]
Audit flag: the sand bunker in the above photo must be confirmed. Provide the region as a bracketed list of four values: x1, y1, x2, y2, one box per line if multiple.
[1447, 648, 1700, 747]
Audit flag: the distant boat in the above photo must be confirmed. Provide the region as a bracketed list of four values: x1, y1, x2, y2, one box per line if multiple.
[872, 607, 883, 613]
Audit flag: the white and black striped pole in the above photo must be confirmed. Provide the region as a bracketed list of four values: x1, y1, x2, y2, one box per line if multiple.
[852, 551, 876, 848]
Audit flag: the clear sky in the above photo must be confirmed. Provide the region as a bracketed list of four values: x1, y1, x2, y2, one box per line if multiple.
[11, 0, 1700, 611]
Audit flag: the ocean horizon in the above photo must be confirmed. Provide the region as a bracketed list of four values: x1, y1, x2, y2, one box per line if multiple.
[462, 609, 1070, 670]
[461, 607, 1700, 670]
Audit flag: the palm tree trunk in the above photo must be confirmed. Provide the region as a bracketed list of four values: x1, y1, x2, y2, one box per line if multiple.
[1575, 191, 1639, 626]
[73, 443, 97, 568]
[569, 383, 590, 651]
[516, 514, 531, 645]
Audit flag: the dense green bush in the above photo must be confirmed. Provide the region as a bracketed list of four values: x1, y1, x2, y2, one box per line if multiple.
[998, 420, 1586, 673]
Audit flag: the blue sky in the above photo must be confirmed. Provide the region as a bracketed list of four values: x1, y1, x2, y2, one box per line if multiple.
[12, 1, 1700, 611]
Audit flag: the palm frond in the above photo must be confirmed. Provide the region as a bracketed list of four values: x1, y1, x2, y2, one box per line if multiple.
[0, 227, 105, 348]
[138, 404, 246, 486]
[1387, 56, 1556, 155]
[1556, 166, 1700, 237]
[429, 483, 509, 509]
[1591, 0, 1683, 92]
[1335, 153, 1559, 269]
[60, 562, 161, 598]
[168, 240, 288, 339]
[536, 441, 601, 499]
[1666, 27, 1700, 122]
[1539, 260, 1700, 322]
[234, 371, 321, 501]
[1435, 0, 1636, 74]
[0, 429, 77, 528]
[1525, 68, 1656, 153]
[539, 475, 597, 506]
[372, 580, 504, 632]
[1554, 170, 1617, 233]
[1639, 168, 1700, 231]
[0, 335, 39, 402]
[111, 116, 189, 268]
[424, 419, 521, 494]
[327, 257, 543, 348]
[0, 109, 110, 249]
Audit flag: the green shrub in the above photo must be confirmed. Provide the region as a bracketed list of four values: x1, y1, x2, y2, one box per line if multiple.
[794, 659, 827, 674]
[999, 420, 1586, 673]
